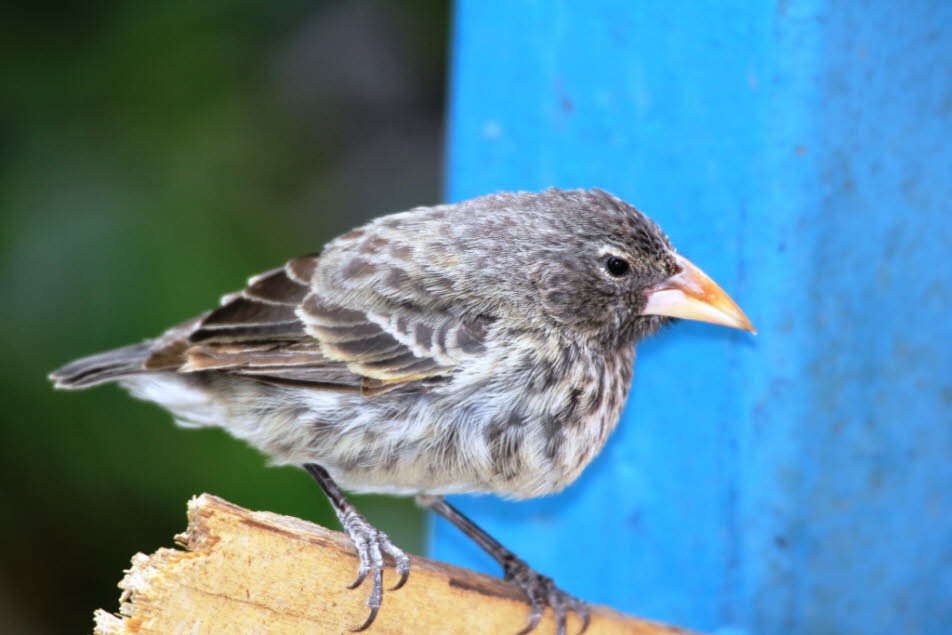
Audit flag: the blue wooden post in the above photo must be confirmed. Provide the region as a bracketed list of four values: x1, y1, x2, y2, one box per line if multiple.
[432, 1, 951, 633]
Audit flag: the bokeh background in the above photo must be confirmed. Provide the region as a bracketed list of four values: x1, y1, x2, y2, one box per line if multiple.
[1, 2, 448, 632]
[4, 2, 950, 634]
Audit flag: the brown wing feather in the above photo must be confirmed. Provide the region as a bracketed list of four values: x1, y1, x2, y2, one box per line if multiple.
[141, 253, 482, 397]
[296, 293, 464, 384]
[244, 267, 309, 305]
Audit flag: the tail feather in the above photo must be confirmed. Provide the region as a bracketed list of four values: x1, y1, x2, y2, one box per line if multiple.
[49, 343, 152, 389]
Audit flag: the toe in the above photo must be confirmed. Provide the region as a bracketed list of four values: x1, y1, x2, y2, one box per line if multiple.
[390, 555, 410, 591]
[514, 588, 546, 635]
[381, 538, 411, 591]
[575, 601, 591, 635]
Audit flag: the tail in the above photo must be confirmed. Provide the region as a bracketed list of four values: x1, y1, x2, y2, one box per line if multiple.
[49, 342, 152, 390]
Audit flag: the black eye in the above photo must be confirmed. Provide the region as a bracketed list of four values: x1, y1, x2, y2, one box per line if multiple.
[604, 256, 630, 277]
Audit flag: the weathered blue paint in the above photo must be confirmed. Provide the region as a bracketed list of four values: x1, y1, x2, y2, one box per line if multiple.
[433, 1, 951, 633]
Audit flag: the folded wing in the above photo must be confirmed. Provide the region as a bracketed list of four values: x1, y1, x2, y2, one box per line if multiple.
[148, 252, 492, 397]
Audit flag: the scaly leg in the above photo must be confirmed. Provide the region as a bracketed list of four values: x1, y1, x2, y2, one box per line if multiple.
[304, 463, 410, 631]
[417, 494, 590, 635]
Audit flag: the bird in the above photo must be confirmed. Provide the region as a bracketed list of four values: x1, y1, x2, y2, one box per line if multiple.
[50, 188, 754, 635]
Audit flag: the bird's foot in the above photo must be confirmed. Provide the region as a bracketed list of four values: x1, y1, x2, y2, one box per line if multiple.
[339, 510, 410, 631]
[503, 555, 590, 635]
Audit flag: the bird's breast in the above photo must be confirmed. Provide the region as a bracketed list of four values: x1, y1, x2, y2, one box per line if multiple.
[432, 338, 636, 499]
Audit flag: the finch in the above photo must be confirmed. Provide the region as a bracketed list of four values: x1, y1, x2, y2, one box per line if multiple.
[51, 188, 754, 634]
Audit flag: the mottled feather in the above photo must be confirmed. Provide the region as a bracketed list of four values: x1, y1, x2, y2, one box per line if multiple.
[51, 188, 676, 497]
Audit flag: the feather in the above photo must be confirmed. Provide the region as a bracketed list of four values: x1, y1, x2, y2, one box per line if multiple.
[54, 245, 493, 395]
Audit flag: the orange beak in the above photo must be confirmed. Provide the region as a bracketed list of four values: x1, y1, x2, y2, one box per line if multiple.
[642, 254, 756, 333]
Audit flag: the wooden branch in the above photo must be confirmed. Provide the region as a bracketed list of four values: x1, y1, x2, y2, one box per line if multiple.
[94, 494, 695, 634]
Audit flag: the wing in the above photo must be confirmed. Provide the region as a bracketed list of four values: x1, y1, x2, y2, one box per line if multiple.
[147, 250, 493, 397]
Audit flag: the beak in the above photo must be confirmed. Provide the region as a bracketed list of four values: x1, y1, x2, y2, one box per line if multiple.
[643, 254, 756, 333]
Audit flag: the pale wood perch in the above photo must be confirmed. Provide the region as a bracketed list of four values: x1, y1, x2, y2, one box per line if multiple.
[94, 494, 694, 634]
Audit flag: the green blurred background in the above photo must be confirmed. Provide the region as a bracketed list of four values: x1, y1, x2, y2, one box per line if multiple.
[1, 1, 449, 632]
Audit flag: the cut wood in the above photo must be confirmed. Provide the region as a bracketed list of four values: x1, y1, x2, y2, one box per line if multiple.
[93, 494, 695, 634]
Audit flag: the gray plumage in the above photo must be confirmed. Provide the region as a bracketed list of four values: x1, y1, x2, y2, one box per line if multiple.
[52, 188, 673, 499]
[51, 187, 751, 634]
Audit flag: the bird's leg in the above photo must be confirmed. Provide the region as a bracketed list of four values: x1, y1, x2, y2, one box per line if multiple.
[416, 494, 590, 635]
[304, 464, 410, 632]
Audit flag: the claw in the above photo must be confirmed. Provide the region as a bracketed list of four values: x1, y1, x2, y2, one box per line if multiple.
[390, 560, 410, 591]
[351, 604, 379, 633]
[515, 612, 543, 635]
[348, 568, 369, 589]
[554, 604, 568, 635]
[384, 543, 411, 591]
[577, 607, 591, 635]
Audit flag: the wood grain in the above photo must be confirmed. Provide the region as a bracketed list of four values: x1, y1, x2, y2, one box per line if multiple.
[93, 494, 694, 634]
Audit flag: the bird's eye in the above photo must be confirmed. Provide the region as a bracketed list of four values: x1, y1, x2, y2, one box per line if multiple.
[604, 256, 630, 277]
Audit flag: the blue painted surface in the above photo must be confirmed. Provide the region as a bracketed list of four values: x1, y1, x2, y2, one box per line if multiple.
[432, 1, 952, 633]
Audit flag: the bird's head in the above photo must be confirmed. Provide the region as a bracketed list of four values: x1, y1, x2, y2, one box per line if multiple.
[443, 188, 755, 346]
